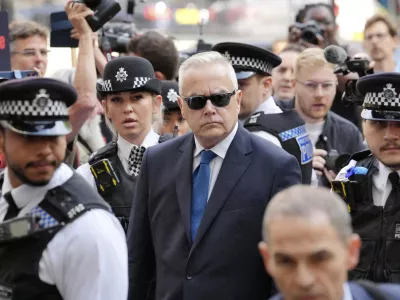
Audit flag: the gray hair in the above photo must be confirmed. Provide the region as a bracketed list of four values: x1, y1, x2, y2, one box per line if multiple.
[262, 185, 353, 244]
[178, 51, 238, 94]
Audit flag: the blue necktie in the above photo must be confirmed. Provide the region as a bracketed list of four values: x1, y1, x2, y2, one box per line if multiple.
[191, 150, 217, 241]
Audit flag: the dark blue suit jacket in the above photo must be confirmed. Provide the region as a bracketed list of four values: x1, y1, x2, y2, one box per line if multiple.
[127, 124, 302, 300]
[269, 282, 400, 300]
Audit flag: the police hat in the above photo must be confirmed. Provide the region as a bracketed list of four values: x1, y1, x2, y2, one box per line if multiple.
[97, 56, 161, 96]
[0, 77, 77, 136]
[161, 81, 180, 111]
[357, 72, 400, 122]
[212, 42, 282, 79]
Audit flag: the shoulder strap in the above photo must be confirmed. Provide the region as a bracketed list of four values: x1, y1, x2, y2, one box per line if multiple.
[88, 142, 118, 165]
[356, 280, 393, 300]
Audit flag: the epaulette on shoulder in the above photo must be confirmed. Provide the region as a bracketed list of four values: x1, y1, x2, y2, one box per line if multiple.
[88, 142, 117, 165]
[349, 150, 372, 162]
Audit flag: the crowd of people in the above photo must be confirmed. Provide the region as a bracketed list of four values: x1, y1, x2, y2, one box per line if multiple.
[1, 1, 400, 299]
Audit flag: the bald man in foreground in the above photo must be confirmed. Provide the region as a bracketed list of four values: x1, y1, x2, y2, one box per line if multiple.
[259, 185, 400, 300]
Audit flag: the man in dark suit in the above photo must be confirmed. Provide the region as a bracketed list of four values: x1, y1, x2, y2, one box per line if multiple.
[127, 51, 302, 300]
[260, 185, 400, 300]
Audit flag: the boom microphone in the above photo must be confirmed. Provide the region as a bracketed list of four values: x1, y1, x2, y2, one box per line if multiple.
[324, 45, 349, 65]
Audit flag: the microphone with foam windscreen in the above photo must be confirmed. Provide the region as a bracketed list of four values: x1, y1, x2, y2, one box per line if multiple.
[324, 45, 351, 75]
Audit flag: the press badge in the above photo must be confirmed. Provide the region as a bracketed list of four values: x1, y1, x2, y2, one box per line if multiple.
[296, 134, 313, 165]
[0, 283, 12, 300]
[395, 223, 400, 240]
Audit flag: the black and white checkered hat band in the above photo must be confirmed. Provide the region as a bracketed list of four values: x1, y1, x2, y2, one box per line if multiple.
[229, 56, 274, 74]
[102, 77, 152, 92]
[0, 100, 68, 118]
[364, 92, 400, 111]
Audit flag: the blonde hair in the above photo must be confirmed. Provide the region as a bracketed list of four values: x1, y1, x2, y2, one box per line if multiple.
[178, 51, 238, 94]
[294, 48, 335, 79]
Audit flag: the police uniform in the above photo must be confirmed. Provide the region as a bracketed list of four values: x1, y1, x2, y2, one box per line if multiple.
[332, 72, 400, 283]
[76, 56, 162, 232]
[212, 42, 313, 184]
[161, 80, 180, 112]
[0, 78, 127, 299]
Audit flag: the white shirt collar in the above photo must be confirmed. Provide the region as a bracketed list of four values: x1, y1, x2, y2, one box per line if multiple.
[117, 129, 159, 161]
[193, 122, 238, 159]
[375, 161, 400, 191]
[343, 282, 353, 300]
[1, 163, 73, 209]
[254, 96, 282, 114]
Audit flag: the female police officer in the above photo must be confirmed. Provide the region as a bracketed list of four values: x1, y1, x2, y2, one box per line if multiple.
[77, 56, 162, 231]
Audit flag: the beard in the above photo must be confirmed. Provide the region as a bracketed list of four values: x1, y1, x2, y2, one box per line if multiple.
[7, 160, 60, 187]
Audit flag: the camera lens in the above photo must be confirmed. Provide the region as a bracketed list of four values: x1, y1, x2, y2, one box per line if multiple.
[301, 30, 318, 45]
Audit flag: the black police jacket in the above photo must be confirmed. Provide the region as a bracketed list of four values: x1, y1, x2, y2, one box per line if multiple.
[332, 150, 400, 283]
[0, 173, 110, 300]
[244, 109, 312, 184]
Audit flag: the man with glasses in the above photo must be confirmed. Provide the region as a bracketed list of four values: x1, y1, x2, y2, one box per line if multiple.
[212, 42, 313, 184]
[293, 48, 364, 187]
[363, 15, 400, 73]
[127, 51, 301, 300]
[9, 21, 50, 76]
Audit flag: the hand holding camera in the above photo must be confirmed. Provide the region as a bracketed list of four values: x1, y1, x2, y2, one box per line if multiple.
[313, 148, 337, 182]
[65, 1, 94, 37]
[288, 21, 325, 48]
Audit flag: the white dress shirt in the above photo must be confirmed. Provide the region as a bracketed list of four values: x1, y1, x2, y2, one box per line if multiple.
[242, 96, 283, 147]
[193, 122, 238, 200]
[373, 161, 400, 207]
[77, 129, 159, 188]
[0, 164, 128, 300]
[343, 282, 353, 300]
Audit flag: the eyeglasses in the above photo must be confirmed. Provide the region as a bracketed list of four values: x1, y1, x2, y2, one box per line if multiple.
[296, 80, 337, 94]
[11, 49, 50, 57]
[365, 32, 390, 41]
[183, 90, 237, 110]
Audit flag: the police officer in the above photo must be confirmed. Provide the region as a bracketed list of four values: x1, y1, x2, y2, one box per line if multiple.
[0, 78, 127, 299]
[158, 80, 190, 137]
[76, 56, 163, 232]
[332, 72, 400, 283]
[212, 42, 313, 184]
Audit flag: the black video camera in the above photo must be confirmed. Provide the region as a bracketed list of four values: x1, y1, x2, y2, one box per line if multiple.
[292, 20, 324, 46]
[100, 22, 137, 53]
[338, 58, 372, 106]
[74, 0, 121, 32]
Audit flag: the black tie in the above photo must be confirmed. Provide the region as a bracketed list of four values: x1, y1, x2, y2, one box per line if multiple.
[3, 192, 19, 221]
[386, 172, 400, 208]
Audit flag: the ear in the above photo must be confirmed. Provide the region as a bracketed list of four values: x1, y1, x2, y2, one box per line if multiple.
[346, 234, 361, 271]
[153, 95, 162, 114]
[235, 89, 242, 115]
[262, 76, 273, 89]
[178, 96, 186, 120]
[258, 241, 272, 274]
[155, 71, 166, 81]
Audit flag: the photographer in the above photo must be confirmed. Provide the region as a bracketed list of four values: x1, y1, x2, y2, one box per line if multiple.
[289, 3, 338, 49]
[292, 48, 364, 187]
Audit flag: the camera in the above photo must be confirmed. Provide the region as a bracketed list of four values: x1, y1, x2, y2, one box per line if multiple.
[338, 58, 372, 106]
[76, 0, 122, 32]
[292, 20, 324, 45]
[100, 22, 137, 53]
[325, 150, 351, 174]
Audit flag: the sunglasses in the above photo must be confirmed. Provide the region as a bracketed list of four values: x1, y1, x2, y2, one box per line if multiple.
[183, 90, 237, 110]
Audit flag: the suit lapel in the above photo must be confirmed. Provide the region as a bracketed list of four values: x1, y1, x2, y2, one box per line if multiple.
[190, 125, 252, 253]
[175, 134, 195, 244]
